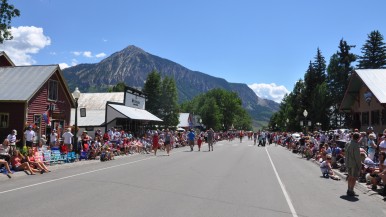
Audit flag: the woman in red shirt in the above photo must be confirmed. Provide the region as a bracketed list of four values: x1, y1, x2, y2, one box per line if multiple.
[152, 133, 159, 156]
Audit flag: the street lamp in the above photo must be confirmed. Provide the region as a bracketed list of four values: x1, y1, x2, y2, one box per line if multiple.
[303, 110, 308, 118]
[303, 110, 308, 134]
[316, 122, 322, 131]
[72, 87, 81, 153]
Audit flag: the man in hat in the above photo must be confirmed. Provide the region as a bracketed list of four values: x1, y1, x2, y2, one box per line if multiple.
[24, 126, 35, 148]
[62, 128, 74, 151]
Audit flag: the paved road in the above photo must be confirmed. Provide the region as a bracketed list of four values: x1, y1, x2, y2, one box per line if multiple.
[1, 139, 385, 217]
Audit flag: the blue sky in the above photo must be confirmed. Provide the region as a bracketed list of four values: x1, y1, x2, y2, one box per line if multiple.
[2, 0, 386, 103]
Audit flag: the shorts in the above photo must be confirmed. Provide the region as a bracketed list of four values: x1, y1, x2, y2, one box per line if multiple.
[164, 141, 170, 145]
[26, 141, 33, 147]
[13, 166, 24, 171]
[188, 140, 194, 146]
[347, 167, 360, 177]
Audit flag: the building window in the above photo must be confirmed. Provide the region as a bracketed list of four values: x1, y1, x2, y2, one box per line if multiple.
[362, 112, 369, 126]
[371, 110, 380, 125]
[0, 113, 9, 128]
[48, 80, 58, 101]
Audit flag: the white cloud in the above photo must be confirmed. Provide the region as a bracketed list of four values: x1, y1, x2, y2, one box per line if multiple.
[248, 83, 290, 103]
[72, 51, 81, 56]
[0, 26, 51, 65]
[59, 63, 70, 69]
[95, 52, 106, 58]
[83, 51, 92, 58]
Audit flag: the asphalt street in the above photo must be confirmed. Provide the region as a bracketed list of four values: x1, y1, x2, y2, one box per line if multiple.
[0, 139, 385, 217]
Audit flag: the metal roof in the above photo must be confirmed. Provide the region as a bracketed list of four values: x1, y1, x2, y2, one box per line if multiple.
[0, 65, 58, 101]
[70, 109, 106, 126]
[108, 104, 162, 122]
[356, 69, 386, 103]
[77, 92, 124, 110]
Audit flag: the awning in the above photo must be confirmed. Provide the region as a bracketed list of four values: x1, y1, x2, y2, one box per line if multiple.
[107, 104, 162, 122]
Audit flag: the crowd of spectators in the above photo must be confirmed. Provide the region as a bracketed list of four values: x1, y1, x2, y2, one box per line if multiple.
[274, 127, 386, 197]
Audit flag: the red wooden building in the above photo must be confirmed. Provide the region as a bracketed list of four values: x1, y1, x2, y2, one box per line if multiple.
[0, 52, 75, 147]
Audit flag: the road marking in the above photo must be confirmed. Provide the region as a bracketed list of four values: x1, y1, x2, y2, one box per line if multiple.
[265, 147, 299, 217]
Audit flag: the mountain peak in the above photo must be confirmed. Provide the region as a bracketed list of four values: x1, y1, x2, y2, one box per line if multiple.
[122, 45, 146, 54]
[62, 45, 279, 127]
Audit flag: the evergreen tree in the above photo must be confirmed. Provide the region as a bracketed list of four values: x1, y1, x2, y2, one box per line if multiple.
[312, 48, 327, 84]
[143, 70, 162, 118]
[327, 39, 356, 128]
[358, 30, 386, 69]
[303, 49, 328, 129]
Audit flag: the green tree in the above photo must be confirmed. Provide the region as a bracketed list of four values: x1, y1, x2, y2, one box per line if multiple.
[303, 49, 328, 130]
[180, 89, 252, 131]
[108, 82, 127, 92]
[327, 39, 356, 128]
[312, 48, 327, 84]
[143, 70, 162, 118]
[160, 76, 179, 128]
[199, 97, 222, 130]
[357, 30, 386, 69]
[0, 0, 20, 44]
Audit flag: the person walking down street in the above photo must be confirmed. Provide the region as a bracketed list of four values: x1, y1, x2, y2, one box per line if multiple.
[164, 129, 172, 156]
[253, 131, 257, 145]
[197, 134, 202, 151]
[207, 128, 214, 151]
[345, 132, 362, 197]
[188, 129, 195, 151]
[62, 128, 74, 152]
[24, 126, 35, 148]
[152, 132, 159, 156]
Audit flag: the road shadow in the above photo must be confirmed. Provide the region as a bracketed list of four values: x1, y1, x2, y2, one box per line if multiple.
[340, 195, 359, 202]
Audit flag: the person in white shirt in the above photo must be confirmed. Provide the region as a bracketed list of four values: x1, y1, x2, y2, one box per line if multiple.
[50, 130, 58, 148]
[62, 128, 74, 151]
[379, 133, 386, 153]
[7, 129, 19, 152]
[24, 126, 35, 148]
